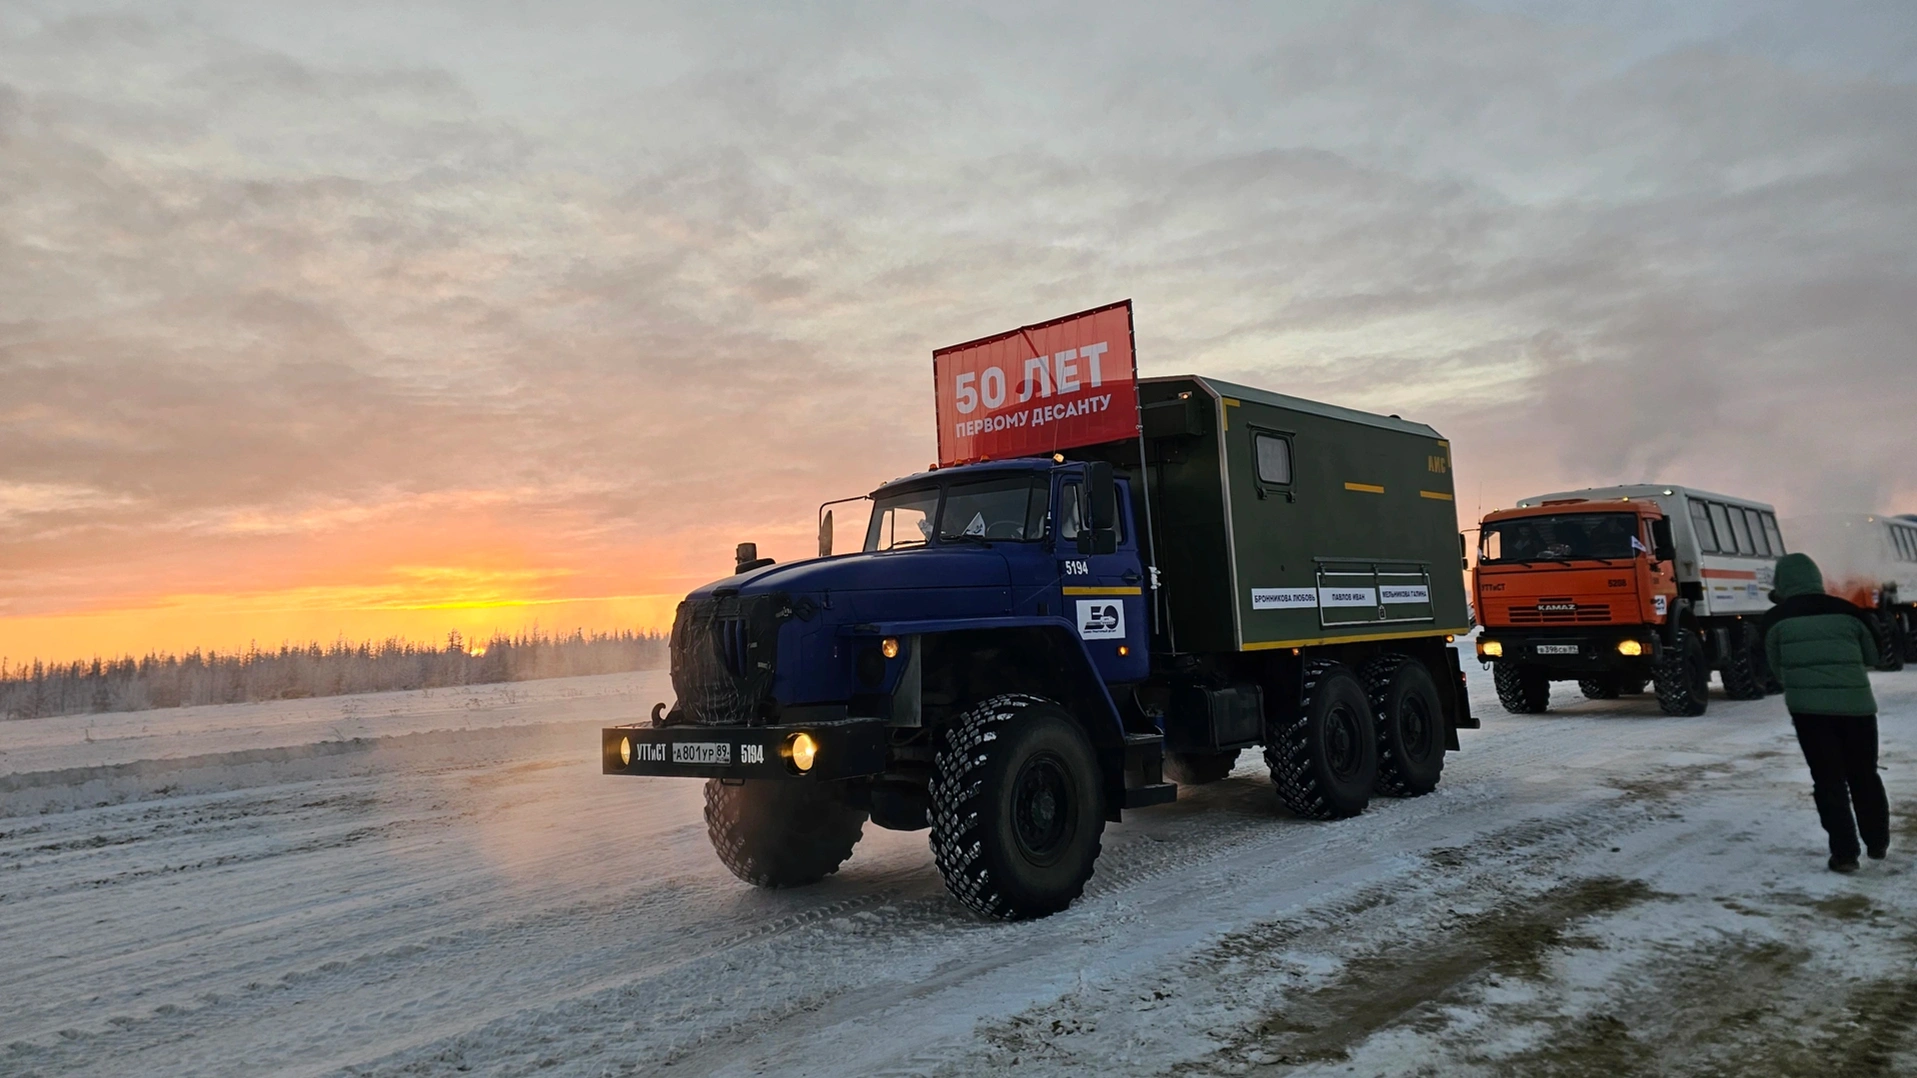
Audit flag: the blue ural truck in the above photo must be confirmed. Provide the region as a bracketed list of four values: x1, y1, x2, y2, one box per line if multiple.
[603, 376, 1477, 919]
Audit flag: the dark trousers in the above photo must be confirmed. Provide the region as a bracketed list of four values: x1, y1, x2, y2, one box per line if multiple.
[1790, 714, 1890, 860]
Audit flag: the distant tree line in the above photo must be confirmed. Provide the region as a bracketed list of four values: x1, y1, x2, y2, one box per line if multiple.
[0, 628, 667, 720]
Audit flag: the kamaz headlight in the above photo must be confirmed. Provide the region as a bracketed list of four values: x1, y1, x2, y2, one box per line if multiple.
[1617, 639, 1644, 657]
[1479, 639, 1504, 658]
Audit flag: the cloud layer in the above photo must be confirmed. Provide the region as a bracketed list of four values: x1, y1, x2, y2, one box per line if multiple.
[2, 1, 1913, 657]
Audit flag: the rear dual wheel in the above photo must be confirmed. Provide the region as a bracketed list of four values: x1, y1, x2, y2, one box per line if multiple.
[1719, 622, 1767, 699]
[1266, 664, 1377, 819]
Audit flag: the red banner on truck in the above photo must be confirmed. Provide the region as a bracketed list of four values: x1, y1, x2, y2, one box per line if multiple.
[933, 300, 1140, 467]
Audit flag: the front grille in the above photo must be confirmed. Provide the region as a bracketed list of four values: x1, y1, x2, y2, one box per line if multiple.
[670, 594, 784, 725]
[1507, 597, 1613, 624]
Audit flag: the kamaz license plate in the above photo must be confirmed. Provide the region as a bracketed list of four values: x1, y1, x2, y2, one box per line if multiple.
[672, 742, 732, 765]
[1534, 644, 1580, 656]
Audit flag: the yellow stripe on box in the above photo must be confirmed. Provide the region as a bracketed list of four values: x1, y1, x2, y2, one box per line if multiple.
[1344, 482, 1385, 494]
[1420, 490, 1454, 501]
[1062, 586, 1143, 596]
[1242, 627, 1474, 651]
[1221, 397, 1239, 431]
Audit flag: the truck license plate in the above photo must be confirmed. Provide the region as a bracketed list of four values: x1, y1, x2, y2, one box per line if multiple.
[1534, 644, 1580, 655]
[672, 742, 732, 765]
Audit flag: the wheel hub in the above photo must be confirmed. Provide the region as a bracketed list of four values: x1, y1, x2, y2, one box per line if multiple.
[1326, 705, 1361, 778]
[1012, 753, 1075, 866]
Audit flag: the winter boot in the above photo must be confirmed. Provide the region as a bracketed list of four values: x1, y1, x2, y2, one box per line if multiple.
[1829, 856, 1860, 873]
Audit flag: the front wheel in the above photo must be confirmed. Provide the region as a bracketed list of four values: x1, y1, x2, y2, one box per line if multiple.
[1494, 662, 1551, 714]
[1266, 663, 1377, 819]
[1875, 612, 1906, 672]
[929, 694, 1105, 920]
[704, 779, 868, 888]
[1653, 629, 1710, 716]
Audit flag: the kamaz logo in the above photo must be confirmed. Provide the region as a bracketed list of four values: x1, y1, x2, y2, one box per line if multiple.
[1538, 603, 1576, 612]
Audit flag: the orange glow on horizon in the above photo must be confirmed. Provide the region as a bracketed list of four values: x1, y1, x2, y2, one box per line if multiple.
[0, 568, 695, 667]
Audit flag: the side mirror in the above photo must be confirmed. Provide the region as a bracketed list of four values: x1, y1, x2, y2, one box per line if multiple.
[1076, 462, 1120, 556]
[1459, 532, 1469, 571]
[1651, 518, 1675, 563]
[819, 509, 834, 558]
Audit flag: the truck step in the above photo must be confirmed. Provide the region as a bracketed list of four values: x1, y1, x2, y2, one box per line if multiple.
[1122, 782, 1178, 809]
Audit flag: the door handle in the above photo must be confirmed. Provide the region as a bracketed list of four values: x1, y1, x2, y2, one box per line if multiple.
[1122, 570, 1142, 585]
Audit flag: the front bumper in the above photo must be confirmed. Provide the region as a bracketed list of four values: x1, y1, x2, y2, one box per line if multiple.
[601, 717, 888, 781]
[1476, 626, 1662, 671]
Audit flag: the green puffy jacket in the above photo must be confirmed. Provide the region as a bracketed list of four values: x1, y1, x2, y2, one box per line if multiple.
[1760, 553, 1880, 717]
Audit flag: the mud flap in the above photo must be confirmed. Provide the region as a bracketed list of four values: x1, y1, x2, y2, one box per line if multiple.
[1445, 646, 1477, 750]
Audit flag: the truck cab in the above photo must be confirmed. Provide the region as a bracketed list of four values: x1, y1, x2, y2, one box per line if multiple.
[1474, 499, 1681, 708]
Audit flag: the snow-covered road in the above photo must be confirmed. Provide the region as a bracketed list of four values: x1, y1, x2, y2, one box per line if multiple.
[4, 666, 1913, 1076]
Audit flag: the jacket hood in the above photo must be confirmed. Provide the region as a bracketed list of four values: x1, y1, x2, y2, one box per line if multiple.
[1770, 552, 1826, 602]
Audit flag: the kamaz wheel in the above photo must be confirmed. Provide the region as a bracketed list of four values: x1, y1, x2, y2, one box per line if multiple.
[928, 694, 1104, 920]
[1719, 622, 1766, 699]
[1361, 655, 1445, 798]
[1900, 611, 1917, 664]
[1579, 675, 1621, 700]
[1265, 663, 1377, 819]
[1874, 612, 1906, 672]
[1653, 629, 1710, 716]
[704, 779, 868, 888]
[1493, 662, 1550, 714]
[1164, 750, 1239, 786]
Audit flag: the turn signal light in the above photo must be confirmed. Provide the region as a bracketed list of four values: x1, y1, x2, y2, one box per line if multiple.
[1617, 640, 1644, 656]
[619, 736, 632, 766]
[881, 637, 900, 659]
[1480, 640, 1504, 658]
[786, 732, 819, 773]
[1117, 645, 1129, 656]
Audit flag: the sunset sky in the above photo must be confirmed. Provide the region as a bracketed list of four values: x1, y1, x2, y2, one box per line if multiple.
[3, 1, 1914, 665]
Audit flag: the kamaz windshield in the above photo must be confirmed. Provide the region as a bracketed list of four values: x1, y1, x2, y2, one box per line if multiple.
[864, 474, 1048, 551]
[1481, 512, 1642, 563]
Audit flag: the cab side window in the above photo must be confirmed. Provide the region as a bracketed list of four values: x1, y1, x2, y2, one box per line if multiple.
[1762, 513, 1786, 556]
[1057, 481, 1083, 540]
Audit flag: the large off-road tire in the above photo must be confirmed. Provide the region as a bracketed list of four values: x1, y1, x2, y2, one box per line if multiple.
[1494, 662, 1551, 714]
[1266, 663, 1377, 819]
[1361, 655, 1446, 798]
[1719, 622, 1767, 699]
[1873, 612, 1906, 672]
[1653, 629, 1710, 716]
[704, 779, 868, 888]
[1579, 674, 1621, 700]
[1899, 611, 1917, 665]
[929, 694, 1105, 920]
[1164, 750, 1239, 786]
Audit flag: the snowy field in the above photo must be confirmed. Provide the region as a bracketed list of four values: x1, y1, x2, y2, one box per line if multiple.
[3, 663, 1914, 1076]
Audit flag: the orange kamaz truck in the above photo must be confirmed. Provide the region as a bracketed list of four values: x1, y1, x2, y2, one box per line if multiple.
[1473, 485, 1785, 716]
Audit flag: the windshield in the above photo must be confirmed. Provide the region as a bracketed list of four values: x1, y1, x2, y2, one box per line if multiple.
[863, 474, 1048, 551]
[1481, 513, 1642, 563]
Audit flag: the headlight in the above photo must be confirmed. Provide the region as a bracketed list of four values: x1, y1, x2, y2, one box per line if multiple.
[1617, 639, 1644, 656]
[785, 732, 819, 773]
[619, 736, 632, 766]
[1479, 639, 1504, 658]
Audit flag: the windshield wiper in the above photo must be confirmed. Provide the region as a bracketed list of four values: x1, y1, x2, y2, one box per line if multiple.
[941, 534, 993, 547]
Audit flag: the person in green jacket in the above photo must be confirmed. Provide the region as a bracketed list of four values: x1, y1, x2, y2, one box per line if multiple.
[1760, 552, 1890, 873]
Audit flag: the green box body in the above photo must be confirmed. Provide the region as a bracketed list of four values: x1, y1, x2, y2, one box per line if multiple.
[1132, 375, 1471, 655]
